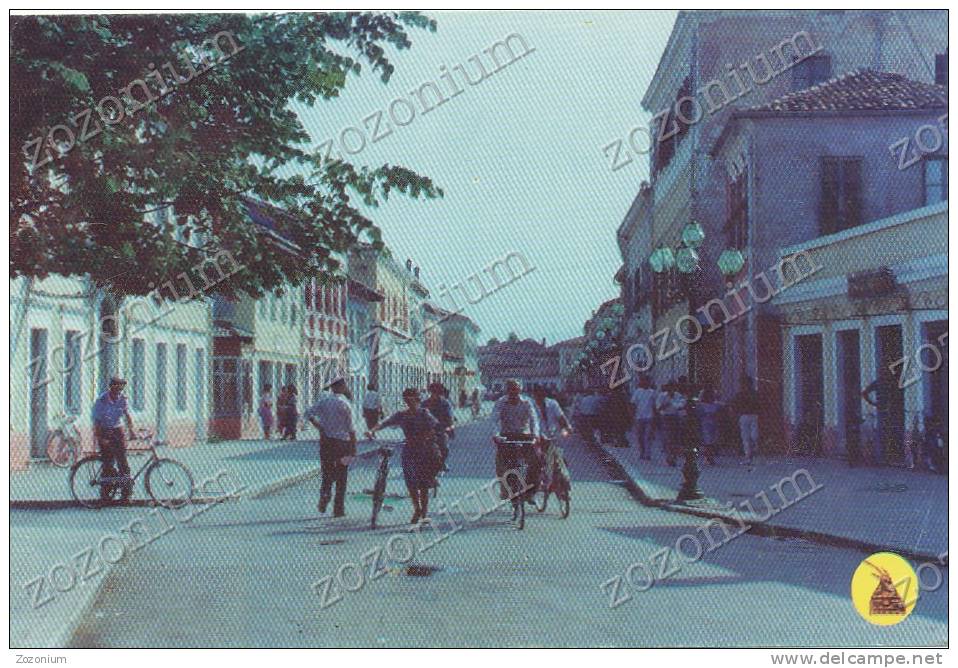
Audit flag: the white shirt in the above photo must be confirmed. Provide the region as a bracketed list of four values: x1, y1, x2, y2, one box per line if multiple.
[534, 397, 567, 437]
[492, 395, 541, 438]
[362, 389, 381, 411]
[630, 387, 658, 420]
[304, 392, 354, 440]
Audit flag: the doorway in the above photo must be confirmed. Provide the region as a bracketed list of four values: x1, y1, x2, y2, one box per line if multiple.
[29, 328, 49, 458]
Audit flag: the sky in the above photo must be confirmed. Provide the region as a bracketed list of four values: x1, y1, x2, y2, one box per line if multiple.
[294, 10, 677, 345]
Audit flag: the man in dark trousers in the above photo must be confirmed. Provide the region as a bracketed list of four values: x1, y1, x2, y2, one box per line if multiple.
[304, 378, 356, 517]
[423, 382, 455, 471]
[91, 377, 137, 502]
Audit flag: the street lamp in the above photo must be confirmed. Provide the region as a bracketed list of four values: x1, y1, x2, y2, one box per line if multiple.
[649, 233, 704, 503]
[718, 248, 746, 277]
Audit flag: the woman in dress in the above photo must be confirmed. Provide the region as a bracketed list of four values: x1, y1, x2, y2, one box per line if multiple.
[367, 387, 447, 524]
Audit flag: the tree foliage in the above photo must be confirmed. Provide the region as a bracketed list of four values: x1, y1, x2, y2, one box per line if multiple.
[11, 12, 442, 298]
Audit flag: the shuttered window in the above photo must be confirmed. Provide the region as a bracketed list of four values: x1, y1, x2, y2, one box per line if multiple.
[819, 157, 862, 235]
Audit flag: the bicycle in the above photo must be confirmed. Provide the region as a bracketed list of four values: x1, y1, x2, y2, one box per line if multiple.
[46, 412, 82, 468]
[69, 429, 194, 509]
[534, 436, 571, 519]
[494, 435, 537, 530]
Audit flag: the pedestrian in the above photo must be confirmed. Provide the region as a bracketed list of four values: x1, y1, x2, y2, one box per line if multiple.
[732, 376, 760, 467]
[862, 366, 904, 466]
[304, 378, 356, 517]
[696, 386, 722, 465]
[362, 383, 383, 431]
[604, 387, 633, 448]
[367, 388, 446, 524]
[258, 383, 274, 440]
[630, 374, 657, 460]
[423, 382, 455, 472]
[459, 389, 468, 410]
[575, 389, 600, 445]
[91, 377, 137, 502]
[470, 388, 481, 418]
[656, 382, 686, 466]
[279, 384, 299, 440]
[286, 383, 299, 441]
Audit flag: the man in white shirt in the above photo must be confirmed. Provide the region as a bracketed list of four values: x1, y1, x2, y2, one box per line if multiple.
[491, 379, 541, 500]
[362, 383, 382, 430]
[304, 378, 356, 517]
[630, 375, 657, 461]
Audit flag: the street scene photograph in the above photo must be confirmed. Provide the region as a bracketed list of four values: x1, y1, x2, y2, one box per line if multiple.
[7, 5, 950, 657]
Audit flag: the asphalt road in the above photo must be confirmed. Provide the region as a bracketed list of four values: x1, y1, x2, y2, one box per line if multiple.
[65, 417, 947, 648]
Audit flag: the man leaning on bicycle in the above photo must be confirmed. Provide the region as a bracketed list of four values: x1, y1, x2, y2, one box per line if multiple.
[491, 379, 542, 501]
[91, 377, 137, 502]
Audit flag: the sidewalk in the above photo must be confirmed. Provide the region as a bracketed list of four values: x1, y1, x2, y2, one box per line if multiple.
[11, 405, 489, 505]
[595, 432, 947, 563]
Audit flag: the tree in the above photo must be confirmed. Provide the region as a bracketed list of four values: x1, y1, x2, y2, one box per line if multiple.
[486, 337, 499, 346]
[507, 332, 519, 343]
[11, 12, 442, 298]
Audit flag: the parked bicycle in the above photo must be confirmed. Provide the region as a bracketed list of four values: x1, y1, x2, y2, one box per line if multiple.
[46, 412, 83, 468]
[534, 437, 571, 519]
[69, 429, 194, 509]
[494, 435, 537, 530]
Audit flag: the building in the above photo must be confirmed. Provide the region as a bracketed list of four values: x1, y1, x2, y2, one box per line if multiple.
[479, 337, 561, 394]
[211, 198, 347, 440]
[552, 336, 587, 391]
[11, 214, 220, 467]
[638, 9, 946, 397]
[709, 69, 947, 448]
[345, 277, 384, 424]
[773, 202, 946, 458]
[615, 183, 656, 386]
[435, 310, 481, 403]
[348, 246, 429, 414]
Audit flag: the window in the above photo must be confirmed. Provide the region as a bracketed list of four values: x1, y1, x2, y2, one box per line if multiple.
[131, 338, 145, 410]
[176, 344, 187, 410]
[936, 51, 948, 86]
[726, 168, 749, 248]
[819, 157, 862, 235]
[792, 55, 831, 91]
[270, 295, 277, 321]
[924, 157, 948, 205]
[64, 330, 82, 414]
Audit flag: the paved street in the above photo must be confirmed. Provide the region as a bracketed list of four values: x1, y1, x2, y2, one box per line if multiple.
[25, 418, 942, 648]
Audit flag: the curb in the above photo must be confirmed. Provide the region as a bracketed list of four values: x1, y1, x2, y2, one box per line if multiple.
[588, 440, 945, 565]
[10, 495, 242, 510]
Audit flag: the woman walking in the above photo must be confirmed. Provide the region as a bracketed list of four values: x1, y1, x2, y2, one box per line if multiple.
[367, 388, 448, 524]
[258, 384, 274, 440]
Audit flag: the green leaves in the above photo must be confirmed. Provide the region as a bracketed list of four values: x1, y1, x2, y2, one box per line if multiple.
[11, 11, 440, 299]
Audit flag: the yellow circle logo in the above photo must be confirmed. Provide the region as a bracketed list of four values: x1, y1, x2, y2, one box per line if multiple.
[851, 552, 917, 625]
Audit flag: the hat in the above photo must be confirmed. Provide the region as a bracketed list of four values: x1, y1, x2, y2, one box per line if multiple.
[323, 377, 347, 391]
[109, 376, 127, 386]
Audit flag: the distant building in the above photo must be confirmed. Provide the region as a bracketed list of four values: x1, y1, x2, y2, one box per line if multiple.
[479, 337, 560, 394]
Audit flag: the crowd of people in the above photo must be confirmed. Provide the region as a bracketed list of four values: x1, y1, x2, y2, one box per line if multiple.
[568, 375, 761, 468]
[257, 383, 300, 441]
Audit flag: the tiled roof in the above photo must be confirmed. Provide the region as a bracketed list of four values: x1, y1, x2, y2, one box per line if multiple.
[744, 69, 947, 114]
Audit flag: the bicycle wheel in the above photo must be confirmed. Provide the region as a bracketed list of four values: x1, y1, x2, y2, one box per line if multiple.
[558, 491, 571, 519]
[370, 459, 388, 530]
[70, 456, 107, 509]
[47, 431, 76, 468]
[514, 494, 525, 529]
[145, 458, 194, 508]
